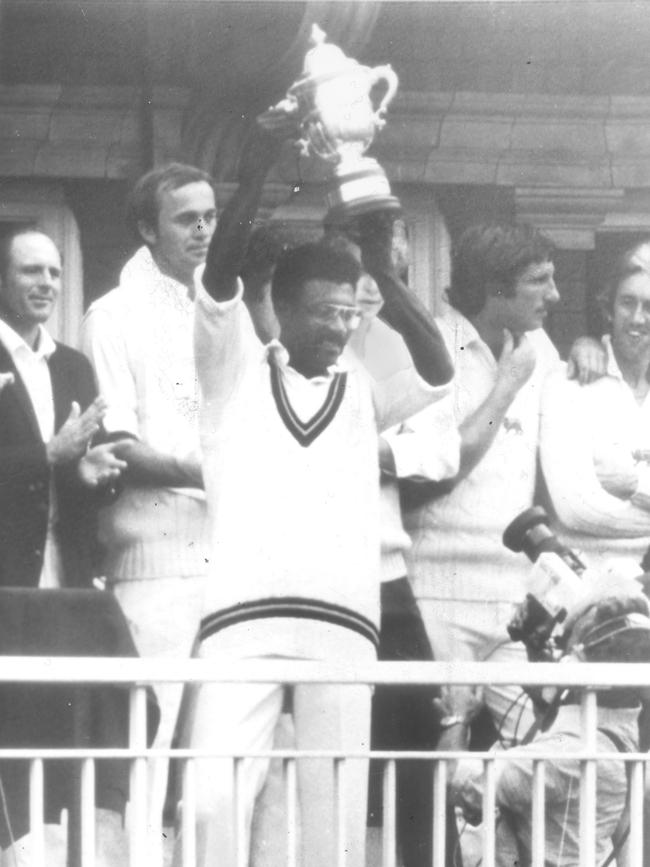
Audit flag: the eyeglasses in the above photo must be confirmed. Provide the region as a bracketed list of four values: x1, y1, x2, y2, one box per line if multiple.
[308, 303, 363, 330]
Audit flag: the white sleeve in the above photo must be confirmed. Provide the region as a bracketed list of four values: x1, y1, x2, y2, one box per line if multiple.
[363, 318, 451, 434]
[194, 279, 260, 412]
[382, 391, 460, 482]
[81, 304, 139, 438]
[540, 373, 650, 538]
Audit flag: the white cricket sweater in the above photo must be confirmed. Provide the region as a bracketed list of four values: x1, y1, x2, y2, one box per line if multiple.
[195, 282, 440, 651]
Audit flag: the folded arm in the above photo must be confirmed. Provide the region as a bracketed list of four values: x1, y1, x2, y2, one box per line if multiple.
[540, 374, 650, 537]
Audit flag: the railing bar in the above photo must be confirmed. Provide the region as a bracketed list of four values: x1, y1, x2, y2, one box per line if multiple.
[381, 759, 397, 867]
[283, 758, 298, 867]
[0, 657, 648, 688]
[432, 759, 447, 867]
[128, 685, 148, 867]
[629, 760, 644, 867]
[482, 759, 496, 867]
[80, 757, 96, 867]
[181, 759, 197, 867]
[0, 746, 641, 760]
[531, 759, 545, 867]
[28, 757, 45, 867]
[579, 689, 597, 867]
[234, 758, 247, 867]
[334, 758, 346, 867]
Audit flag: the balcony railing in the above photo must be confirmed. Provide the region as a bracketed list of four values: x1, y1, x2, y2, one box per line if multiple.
[0, 657, 647, 867]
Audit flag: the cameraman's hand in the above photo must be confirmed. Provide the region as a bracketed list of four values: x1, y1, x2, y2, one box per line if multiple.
[78, 441, 128, 488]
[495, 330, 536, 397]
[566, 336, 606, 385]
[46, 397, 107, 467]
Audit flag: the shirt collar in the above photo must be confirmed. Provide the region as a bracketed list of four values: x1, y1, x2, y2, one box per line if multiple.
[121, 246, 196, 304]
[441, 307, 484, 350]
[264, 339, 350, 380]
[0, 318, 56, 362]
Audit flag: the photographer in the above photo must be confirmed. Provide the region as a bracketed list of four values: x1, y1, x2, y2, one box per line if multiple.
[451, 567, 648, 867]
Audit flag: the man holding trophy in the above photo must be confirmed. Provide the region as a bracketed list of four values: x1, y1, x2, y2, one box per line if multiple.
[171, 27, 453, 867]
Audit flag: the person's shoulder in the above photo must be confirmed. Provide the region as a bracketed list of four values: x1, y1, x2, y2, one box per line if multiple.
[84, 284, 134, 320]
[52, 341, 93, 371]
[541, 362, 582, 405]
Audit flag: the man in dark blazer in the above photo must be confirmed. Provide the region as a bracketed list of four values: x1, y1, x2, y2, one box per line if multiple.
[0, 228, 125, 590]
[0, 228, 133, 865]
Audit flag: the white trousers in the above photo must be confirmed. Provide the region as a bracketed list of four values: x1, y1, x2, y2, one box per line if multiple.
[111, 575, 205, 867]
[172, 629, 375, 867]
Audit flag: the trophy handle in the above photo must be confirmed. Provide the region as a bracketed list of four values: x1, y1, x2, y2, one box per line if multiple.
[368, 64, 399, 129]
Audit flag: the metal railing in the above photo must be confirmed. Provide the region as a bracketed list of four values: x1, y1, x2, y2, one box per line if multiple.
[0, 657, 647, 867]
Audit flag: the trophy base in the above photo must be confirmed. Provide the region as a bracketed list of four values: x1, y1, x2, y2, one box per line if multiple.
[324, 161, 401, 225]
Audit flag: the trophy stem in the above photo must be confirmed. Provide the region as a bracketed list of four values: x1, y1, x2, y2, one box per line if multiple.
[325, 161, 402, 223]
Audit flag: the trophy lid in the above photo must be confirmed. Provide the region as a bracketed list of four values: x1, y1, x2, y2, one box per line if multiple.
[300, 24, 357, 80]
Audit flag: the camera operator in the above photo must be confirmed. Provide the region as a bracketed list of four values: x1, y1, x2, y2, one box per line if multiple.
[451, 558, 649, 867]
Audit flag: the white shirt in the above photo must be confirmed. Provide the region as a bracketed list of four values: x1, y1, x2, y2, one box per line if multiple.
[81, 247, 210, 582]
[405, 307, 560, 602]
[540, 336, 650, 579]
[0, 319, 56, 441]
[350, 277, 460, 582]
[0, 319, 62, 588]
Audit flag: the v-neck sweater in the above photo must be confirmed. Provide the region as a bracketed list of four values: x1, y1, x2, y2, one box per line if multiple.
[194, 282, 440, 653]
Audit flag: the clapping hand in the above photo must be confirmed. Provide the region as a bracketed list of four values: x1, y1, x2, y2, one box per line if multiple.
[46, 397, 107, 466]
[78, 441, 128, 488]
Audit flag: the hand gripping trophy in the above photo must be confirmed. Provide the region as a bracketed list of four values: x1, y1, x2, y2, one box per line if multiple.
[274, 24, 401, 222]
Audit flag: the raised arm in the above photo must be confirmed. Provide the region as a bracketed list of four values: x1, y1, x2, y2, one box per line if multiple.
[356, 211, 453, 387]
[202, 110, 297, 302]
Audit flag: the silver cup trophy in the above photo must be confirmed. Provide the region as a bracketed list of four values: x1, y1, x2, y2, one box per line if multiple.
[276, 24, 401, 222]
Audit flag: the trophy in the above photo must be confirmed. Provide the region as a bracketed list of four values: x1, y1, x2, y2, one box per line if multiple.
[275, 24, 401, 222]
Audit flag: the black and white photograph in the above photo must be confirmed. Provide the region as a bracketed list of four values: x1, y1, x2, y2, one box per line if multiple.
[0, 0, 649, 865]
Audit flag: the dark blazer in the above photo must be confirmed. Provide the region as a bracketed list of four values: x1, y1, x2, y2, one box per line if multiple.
[0, 339, 101, 588]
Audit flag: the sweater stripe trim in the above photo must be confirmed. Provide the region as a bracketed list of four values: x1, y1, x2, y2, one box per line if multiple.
[269, 363, 347, 447]
[200, 597, 379, 648]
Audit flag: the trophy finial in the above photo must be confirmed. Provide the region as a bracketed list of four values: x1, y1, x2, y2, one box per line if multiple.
[309, 23, 326, 47]
[302, 24, 353, 78]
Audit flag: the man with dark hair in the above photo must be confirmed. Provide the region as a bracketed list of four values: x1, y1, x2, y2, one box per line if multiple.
[81, 162, 217, 864]
[403, 222, 561, 749]
[446, 223, 556, 319]
[171, 113, 452, 867]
